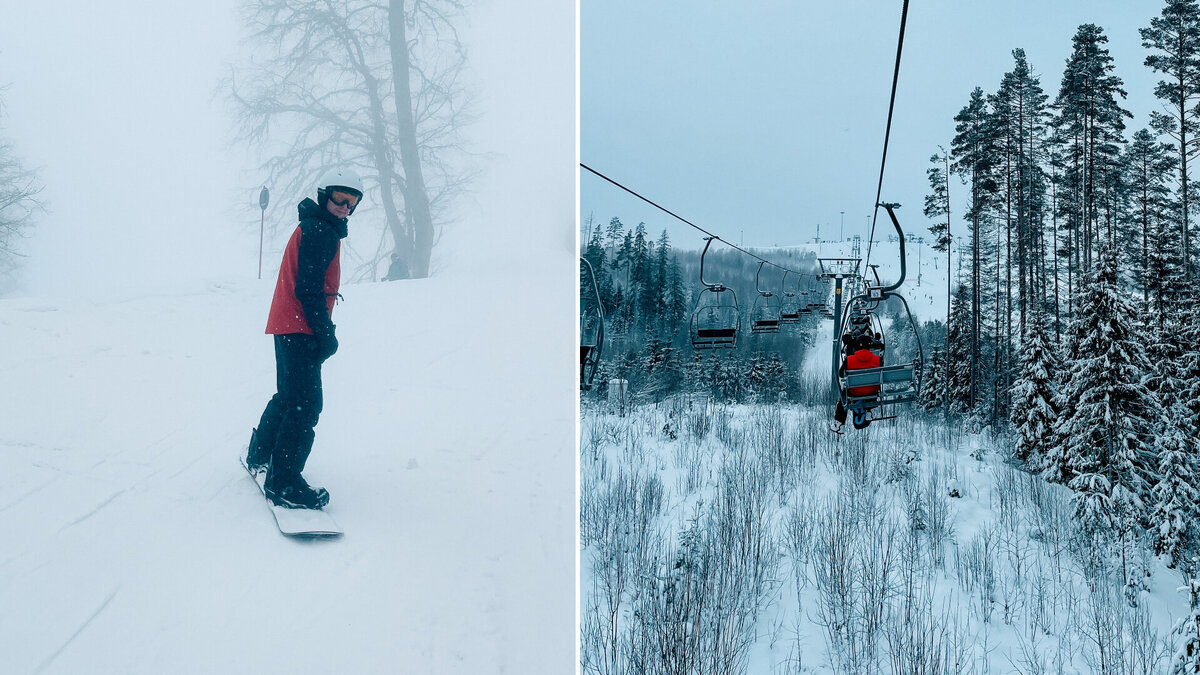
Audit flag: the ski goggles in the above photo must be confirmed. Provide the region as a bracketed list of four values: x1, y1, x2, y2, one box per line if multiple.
[329, 190, 360, 209]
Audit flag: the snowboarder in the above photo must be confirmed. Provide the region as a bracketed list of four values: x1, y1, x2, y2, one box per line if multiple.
[245, 167, 364, 509]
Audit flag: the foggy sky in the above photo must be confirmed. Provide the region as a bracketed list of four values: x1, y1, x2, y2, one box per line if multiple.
[0, 1, 249, 296]
[0, 0, 576, 298]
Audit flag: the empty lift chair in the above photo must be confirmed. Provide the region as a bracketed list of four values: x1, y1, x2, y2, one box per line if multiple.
[778, 270, 802, 324]
[750, 262, 782, 334]
[690, 237, 740, 349]
[579, 257, 605, 390]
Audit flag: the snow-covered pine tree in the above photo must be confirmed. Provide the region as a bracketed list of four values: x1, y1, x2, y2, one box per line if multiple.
[946, 281, 975, 414]
[1010, 309, 1059, 465]
[761, 354, 790, 403]
[1057, 246, 1160, 523]
[1141, 0, 1200, 283]
[951, 87, 999, 417]
[1052, 24, 1132, 273]
[920, 348, 948, 413]
[1172, 576, 1200, 673]
[1070, 472, 1114, 535]
[1123, 128, 1175, 307]
[745, 355, 767, 402]
[1176, 287, 1200, 434]
[1151, 408, 1198, 567]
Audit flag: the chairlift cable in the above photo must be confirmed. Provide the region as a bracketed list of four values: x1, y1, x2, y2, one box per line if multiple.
[865, 0, 910, 275]
[580, 163, 818, 280]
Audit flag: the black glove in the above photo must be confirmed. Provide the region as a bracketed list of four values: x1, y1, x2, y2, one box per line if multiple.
[315, 328, 338, 361]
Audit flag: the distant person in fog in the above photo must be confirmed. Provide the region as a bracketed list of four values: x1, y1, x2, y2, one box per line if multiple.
[381, 252, 409, 281]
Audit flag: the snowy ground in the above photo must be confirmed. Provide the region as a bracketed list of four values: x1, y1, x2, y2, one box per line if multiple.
[580, 400, 1190, 674]
[0, 260, 575, 673]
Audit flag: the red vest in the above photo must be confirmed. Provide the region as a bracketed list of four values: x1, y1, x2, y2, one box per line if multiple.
[265, 226, 340, 335]
[846, 348, 882, 397]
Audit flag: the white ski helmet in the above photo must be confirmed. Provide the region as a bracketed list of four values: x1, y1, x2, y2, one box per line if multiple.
[316, 167, 364, 213]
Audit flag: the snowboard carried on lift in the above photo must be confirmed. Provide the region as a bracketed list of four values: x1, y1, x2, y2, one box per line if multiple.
[240, 456, 342, 538]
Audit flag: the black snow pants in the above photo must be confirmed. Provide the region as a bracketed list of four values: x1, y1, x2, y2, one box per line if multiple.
[255, 334, 324, 490]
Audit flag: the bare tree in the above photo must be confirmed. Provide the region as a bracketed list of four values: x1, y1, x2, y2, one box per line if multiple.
[0, 102, 44, 287]
[225, 0, 475, 279]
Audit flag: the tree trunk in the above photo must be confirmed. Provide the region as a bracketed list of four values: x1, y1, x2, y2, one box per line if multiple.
[389, 0, 435, 278]
[1180, 65, 1191, 282]
[945, 152, 952, 418]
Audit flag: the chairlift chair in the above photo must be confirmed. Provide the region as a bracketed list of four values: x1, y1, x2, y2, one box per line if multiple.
[797, 289, 815, 315]
[690, 238, 740, 349]
[750, 262, 782, 334]
[834, 203, 924, 420]
[778, 271, 802, 324]
[579, 257, 605, 390]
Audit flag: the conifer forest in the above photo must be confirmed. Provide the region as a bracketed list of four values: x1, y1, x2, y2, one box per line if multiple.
[582, 2, 1200, 673]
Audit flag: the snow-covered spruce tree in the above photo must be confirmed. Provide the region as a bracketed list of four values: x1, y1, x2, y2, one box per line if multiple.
[1172, 576, 1200, 673]
[760, 354, 790, 403]
[1057, 246, 1160, 526]
[1071, 472, 1115, 536]
[1151, 410, 1198, 567]
[1176, 287, 1200, 434]
[1010, 309, 1059, 465]
[920, 348, 948, 413]
[945, 281, 975, 414]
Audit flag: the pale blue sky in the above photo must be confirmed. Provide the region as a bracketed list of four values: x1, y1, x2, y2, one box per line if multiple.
[582, 0, 1164, 251]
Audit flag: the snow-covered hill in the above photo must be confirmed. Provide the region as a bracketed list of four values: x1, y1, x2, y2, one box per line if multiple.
[0, 263, 574, 673]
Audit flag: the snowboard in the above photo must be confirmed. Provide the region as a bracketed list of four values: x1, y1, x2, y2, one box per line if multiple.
[240, 456, 342, 538]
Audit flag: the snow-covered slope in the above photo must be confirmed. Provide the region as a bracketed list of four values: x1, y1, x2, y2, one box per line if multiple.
[0, 265, 574, 674]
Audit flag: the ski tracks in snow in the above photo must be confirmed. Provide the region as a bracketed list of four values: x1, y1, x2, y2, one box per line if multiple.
[33, 586, 121, 675]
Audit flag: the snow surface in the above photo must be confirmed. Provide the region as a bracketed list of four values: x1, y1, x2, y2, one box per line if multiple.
[0, 1, 576, 672]
[581, 401, 1192, 674]
[0, 264, 574, 674]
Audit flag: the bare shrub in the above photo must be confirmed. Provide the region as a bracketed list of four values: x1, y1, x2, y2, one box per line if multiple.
[924, 466, 954, 569]
[811, 483, 899, 674]
[713, 404, 736, 448]
[687, 398, 713, 442]
[784, 496, 815, 580]
[953, 525, 997, 624]
[672, 436, 707, 496]
[581, 465, 666, 675]
[885, 583, 970, 675]
[632, 456, 781, 675]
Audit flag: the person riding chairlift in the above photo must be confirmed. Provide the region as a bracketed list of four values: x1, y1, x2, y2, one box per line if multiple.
[833, 321, 884, 432]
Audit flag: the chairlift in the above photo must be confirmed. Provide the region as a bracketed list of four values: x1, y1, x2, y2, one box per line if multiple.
[799, 289, 815, 315]
[750, 262, 782, 334]
[778, 270, 802, 323]
[690, 237, 740, 349]
[580, 257, 605, 390]
[834, 203, 924, 426]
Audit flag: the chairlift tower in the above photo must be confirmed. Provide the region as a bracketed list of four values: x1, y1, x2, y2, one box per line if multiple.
[817, 256, 862, 398]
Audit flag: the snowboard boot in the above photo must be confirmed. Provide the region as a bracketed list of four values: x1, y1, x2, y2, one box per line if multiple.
[266, 474, 330, 510]
[245, 427, 269, 474]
